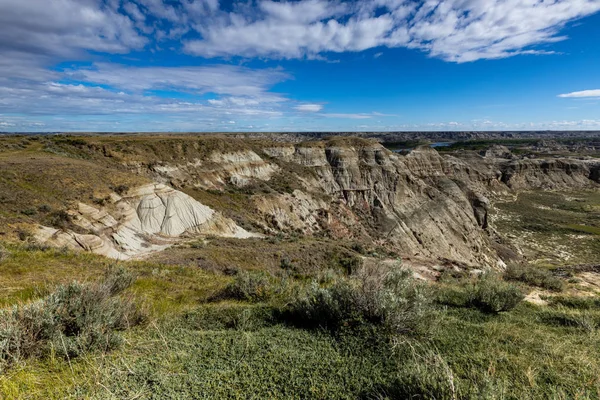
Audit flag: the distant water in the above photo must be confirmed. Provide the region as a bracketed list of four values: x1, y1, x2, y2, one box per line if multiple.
[391, 142, 454, 153]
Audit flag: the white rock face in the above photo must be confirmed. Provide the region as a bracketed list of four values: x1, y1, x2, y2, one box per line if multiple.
[147, 150, 279, 189]
[35, 183, 259, 259]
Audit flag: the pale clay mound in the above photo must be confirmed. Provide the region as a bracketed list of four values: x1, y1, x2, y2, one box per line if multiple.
[35, 183, 259, 260]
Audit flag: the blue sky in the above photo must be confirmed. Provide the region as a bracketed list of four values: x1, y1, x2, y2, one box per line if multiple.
[1, 0, 599, 132]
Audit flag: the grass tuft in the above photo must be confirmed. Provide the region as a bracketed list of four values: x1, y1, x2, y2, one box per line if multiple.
[437, 272, 525, 314]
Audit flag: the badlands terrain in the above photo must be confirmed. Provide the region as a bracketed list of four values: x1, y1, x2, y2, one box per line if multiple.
[0, 133, 599, 399]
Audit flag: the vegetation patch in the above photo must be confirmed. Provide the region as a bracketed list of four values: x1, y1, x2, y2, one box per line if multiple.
[284, 264, 433, 336]
[491, 190, 600, 266]
[437, 272, 525, 314]
[0, 267, 144, 373]
[565, 224, 600, 236]
[216, 270, 295, 303]
[548, 295, 600, 309]
[504, 264, 564, 291]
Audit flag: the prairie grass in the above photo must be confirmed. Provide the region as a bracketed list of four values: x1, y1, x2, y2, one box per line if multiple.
[1, 258, 600, 399]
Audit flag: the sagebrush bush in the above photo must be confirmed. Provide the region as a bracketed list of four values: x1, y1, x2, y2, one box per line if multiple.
[0, 266, 144, 373]
[505, 264, 564, 292]
[436, 272, 524, 314]
[0, 245, 8, 264]
[468, 273, 524, 313]
[286, 264, 432, 335]
[220, 271, 286, 302]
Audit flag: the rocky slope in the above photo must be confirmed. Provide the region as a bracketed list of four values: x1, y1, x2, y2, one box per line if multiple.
[25, 136, 600, 266]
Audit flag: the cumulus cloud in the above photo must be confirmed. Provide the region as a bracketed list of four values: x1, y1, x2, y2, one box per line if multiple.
[295, 104, 324, 112]
[558, 89, 600, 98]
[0, 0, 146, 58]
[182, 0, 600, 62]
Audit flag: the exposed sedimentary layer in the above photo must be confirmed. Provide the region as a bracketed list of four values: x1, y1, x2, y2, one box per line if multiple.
[35, 183, 258, 259]
[33, 137, 600, 267]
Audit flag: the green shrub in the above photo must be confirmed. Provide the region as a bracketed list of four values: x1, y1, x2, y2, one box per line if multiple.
[437, 273, 524, 314]
[16, 229, 33, 242]
[0, 245, 8, 264]
[468, 273, 525, 313]
[112, 184, 130, 195]
[0, 267, 144, 372]
[37, 204, 51, 213]
[48, 210, 73, 230]
[219, 271, 282, 302]
[504, 264, 564, 292]
[285, 264, 432, 335]
[549, 296, 600, 310]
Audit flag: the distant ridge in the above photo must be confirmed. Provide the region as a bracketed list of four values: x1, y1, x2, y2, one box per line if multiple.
[2, 130, 600, 143]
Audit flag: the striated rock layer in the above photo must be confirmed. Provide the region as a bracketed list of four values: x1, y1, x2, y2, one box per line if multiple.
[35, 183, 258, 259]
[36, 137, 600, 267]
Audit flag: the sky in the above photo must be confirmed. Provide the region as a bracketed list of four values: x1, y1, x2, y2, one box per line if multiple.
[1, 0, 600, 132]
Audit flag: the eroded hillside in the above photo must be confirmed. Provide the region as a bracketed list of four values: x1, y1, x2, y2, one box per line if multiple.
[1, 134, 598, 270]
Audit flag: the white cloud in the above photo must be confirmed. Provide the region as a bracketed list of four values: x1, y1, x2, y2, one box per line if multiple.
[66, 63, 291, 98]
[320, 113, 373, 119]
[558, 89, 600, 98]
[295, 104, 324, 112]
[0, 0, 146, 58]
[317, 111, 397, 119]
[182, 0, 600, 62]
[0, 61, 292, 121]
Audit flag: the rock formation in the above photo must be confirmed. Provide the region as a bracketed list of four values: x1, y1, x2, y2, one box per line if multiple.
[35, 183, 258, 259]
[32, 137, 600, 267]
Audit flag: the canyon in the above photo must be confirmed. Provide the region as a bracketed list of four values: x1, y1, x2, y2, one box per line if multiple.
[1, 135, 594, 270]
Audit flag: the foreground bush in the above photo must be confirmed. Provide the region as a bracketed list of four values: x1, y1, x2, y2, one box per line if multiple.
[470, 273, 525, 313]
[0, 245, 8, 264]
[218, 270, 297, 303]
[437, 272, 525, 314]
[504, 264, 564, 292]
[285, 264, 432, 335]
[0, 267, 144, 373]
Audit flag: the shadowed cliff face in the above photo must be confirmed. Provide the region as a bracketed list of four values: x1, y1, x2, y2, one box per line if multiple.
[257, 144, 500, 267]
[499, 159, 599, 189]
[26, 137, 600, 267]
